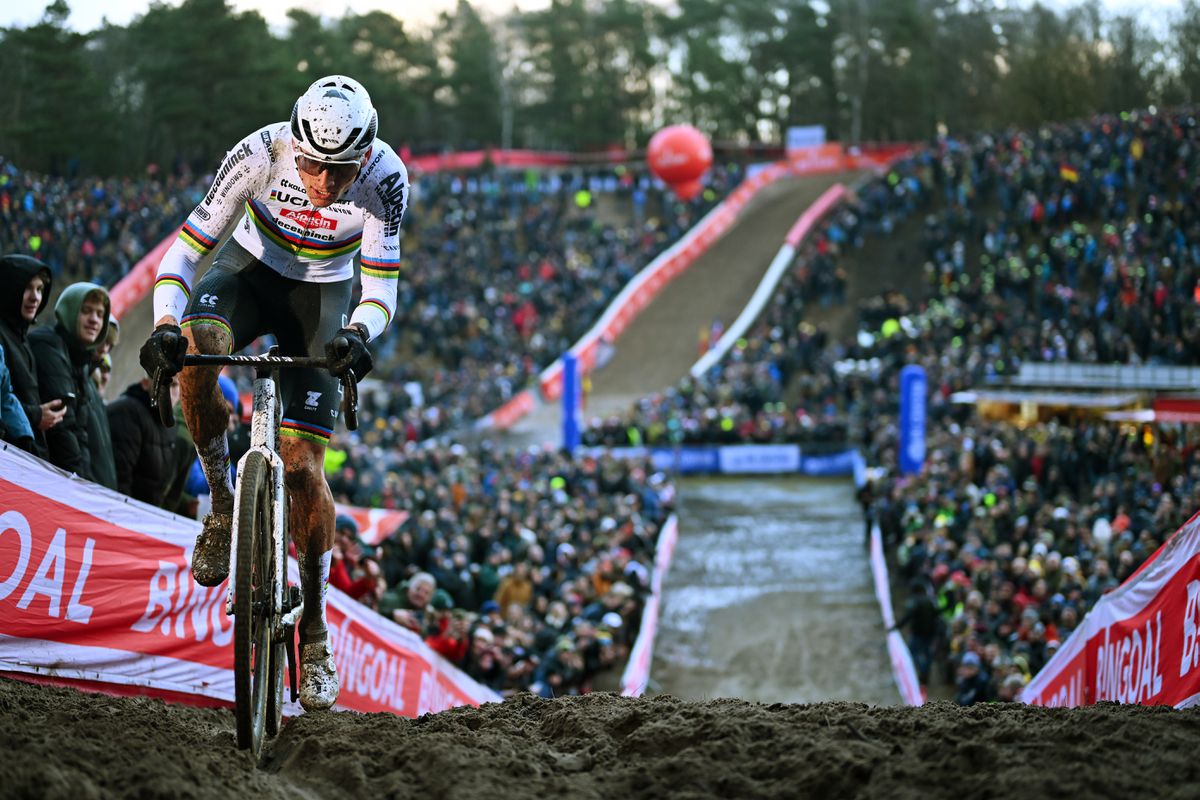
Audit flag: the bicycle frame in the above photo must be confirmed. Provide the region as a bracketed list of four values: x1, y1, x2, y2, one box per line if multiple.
[152, 345, 359, 751]
[227, 364, 298, 635]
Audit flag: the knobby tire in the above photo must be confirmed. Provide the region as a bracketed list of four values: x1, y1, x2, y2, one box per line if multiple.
[234, 452, 274, 754]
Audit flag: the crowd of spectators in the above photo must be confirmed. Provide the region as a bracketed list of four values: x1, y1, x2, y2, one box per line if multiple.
[0, 139, 750, 698]
[358, 163, 740, 439]
[0, 161, 703, 698]
[0, 157, 201, 287]
[585, 107, 1200, 704]
[324, 445, 674, 696]
[862, 109, 1200, 703]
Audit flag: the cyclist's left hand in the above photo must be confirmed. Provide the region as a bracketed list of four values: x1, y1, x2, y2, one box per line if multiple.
[325, 324, 373, 380]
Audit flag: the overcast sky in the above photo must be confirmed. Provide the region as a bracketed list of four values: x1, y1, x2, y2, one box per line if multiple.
[0, 0, 1185, 33]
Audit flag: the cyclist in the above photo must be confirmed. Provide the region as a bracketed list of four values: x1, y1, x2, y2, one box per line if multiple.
[138, 75, 408, 712]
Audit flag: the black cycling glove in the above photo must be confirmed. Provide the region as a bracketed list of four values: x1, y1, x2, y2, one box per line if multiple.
[139, 323, 189, 378]
[326, 325, 373, 381]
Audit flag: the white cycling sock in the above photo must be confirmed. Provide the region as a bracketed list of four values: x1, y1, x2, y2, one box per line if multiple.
[198, 434, 234, 514]
[297, 549, 331, 645]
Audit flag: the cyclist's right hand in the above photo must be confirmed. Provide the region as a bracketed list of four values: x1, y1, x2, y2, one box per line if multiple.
[139, 323, 189, 378]
[325, 325, 373, 381]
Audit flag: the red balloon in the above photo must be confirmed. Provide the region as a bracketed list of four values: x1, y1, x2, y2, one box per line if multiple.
[647, 124, 712, 187]
[672, 179, 703, 201]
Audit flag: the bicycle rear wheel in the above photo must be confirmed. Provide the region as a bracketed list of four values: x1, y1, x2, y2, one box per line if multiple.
[234, 451, 275, 754]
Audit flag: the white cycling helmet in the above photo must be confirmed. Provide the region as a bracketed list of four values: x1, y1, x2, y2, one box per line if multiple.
[290, 75, 378, 164]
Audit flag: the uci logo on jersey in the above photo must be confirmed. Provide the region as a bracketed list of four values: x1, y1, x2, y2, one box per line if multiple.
[270, 189, 309, 208]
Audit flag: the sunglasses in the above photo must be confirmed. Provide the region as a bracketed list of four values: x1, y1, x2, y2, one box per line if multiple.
[295, 154, 361, 182]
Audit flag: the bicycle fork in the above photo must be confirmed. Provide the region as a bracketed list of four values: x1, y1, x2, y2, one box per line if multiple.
[224, 367, 305, 704]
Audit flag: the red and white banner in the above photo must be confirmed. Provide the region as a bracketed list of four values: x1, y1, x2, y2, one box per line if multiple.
[1023, 509, 1200, 708]
[332, 503, 408, 547]
[0, 444, 499, 713]
[474, 389, 539, 433]
[620, 514, 679, 696]
[869, 525, 924, 706]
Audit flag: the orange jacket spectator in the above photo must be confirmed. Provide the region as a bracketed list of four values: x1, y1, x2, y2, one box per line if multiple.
[494, 562, 534, 617]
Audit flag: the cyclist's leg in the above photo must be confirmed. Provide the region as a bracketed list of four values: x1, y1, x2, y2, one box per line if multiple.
[274, 274, 352, 711]
[280, 436, 339, 710]
[179, 241, 265, 585]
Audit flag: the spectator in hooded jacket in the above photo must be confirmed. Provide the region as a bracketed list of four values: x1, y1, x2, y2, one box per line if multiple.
[107, 374, 181, 507]
[29, 282, 115, 486]
[0, 254, 64, 459]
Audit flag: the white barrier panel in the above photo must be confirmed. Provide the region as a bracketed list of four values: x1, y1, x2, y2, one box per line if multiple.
[717, 444, 802, 474]
[1022, 509, 1200, 708]
[691, 184, 847, 378]
[621, 514, 679, 696]
[869, 524, 924, 705]
[0, 443, 500, 713]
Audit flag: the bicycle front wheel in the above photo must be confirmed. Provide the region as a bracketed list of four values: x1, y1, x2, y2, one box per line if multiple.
[234, 451, 275, 755]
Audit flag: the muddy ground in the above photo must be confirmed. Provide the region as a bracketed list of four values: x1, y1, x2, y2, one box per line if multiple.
[2, 677, 1197, 799]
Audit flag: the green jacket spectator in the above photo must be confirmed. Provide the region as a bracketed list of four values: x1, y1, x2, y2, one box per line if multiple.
[29, 282, 116, 487]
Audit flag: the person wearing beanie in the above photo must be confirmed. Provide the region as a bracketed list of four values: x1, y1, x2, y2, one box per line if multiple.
[29, 282, 116, 487]
[0, 253, 62, 460]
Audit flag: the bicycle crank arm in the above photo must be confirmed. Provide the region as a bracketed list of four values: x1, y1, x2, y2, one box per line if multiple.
[285, 623, 299, 704]
[280, 601, 305, 628]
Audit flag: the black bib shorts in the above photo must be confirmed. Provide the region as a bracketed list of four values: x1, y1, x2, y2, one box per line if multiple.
[180, 240, 352, 446]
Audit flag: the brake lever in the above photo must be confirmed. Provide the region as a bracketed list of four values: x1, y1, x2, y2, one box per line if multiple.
[151, 368, 176, 428]
[341, 373, 358, 431]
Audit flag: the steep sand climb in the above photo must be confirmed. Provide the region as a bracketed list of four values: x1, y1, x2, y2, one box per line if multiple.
[3, 677, 1198, 799]
[503, 172, 860, 446]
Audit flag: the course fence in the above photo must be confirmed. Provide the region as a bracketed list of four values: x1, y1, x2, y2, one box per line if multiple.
[1023, 509, 1200, 708]
[0, 443, 499, 715]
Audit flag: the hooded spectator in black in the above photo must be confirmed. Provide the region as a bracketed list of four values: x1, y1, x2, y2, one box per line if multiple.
[0, 254, 65, 459]
[108, 374, 181, 507]
[29, 282, 116, 487]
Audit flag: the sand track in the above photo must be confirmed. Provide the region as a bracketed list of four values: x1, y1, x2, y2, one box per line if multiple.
[2, 678, 1197, 799]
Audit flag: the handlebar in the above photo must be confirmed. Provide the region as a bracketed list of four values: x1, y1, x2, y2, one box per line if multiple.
[150, 350, 358, 432]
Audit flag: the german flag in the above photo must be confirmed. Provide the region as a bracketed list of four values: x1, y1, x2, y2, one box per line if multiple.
[1059, 164, 1080, 183]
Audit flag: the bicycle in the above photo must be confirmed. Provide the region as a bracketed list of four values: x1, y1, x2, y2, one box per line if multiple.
[150, 341, 358, 756]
